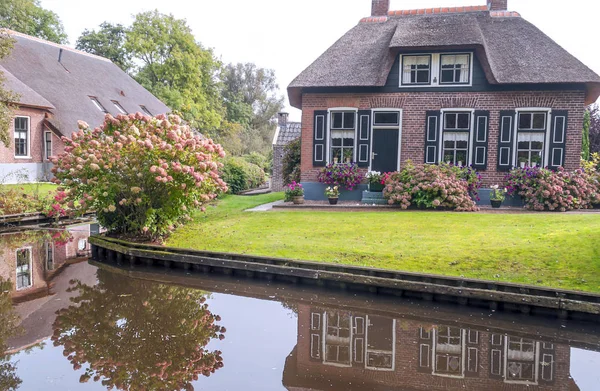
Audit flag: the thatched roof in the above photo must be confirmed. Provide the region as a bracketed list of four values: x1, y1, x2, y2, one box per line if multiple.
[0, 30, 170, 136]
[288, 10, 600, 108]
[0, 65, 54, 109]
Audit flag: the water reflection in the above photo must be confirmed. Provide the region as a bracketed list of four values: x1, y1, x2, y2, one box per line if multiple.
[51, 269, 226, 390]
[0, 278, 22, 390]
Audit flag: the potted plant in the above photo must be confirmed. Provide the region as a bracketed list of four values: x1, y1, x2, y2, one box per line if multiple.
[285, 181, 304, 205]
[444, 155, 453, 164]
[531, 154, 542, 168]
[365, 171, 384, 192]
[518, 156, 528, 168]
[489, 184, 507, 208]
[325, 186, 340, 205]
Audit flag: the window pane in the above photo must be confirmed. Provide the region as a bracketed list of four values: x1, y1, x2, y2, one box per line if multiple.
[518, 141, 530, 150]
[457, 113, 470, 129]
[531, 141, 543, 150]
[332, 113, 343, 129]
[519, 113, 531, 129]
[457, 140, 468, 149]
[416, 70, 430, 83]
[343, 112, 355, 129]
[445, 113, 457, 129]
[456, 151, 467, 164]
[374, 112, 399, 125]
[532, 113, 546, 129]
[332, 138, 342, 147]
[444, 141, 454, 149]
[332, 148, 342, 162]
[342, 137, 354, 147]
[441, 69, 454, 83]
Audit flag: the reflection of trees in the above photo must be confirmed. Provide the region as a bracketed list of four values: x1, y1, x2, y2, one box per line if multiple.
[51, 269, 225, 391]
[0, 279, 22, 391]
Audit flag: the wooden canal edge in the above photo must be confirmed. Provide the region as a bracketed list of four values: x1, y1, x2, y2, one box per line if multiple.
[89, 235, 600, 322]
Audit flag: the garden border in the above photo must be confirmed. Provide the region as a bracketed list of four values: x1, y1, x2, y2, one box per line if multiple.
[89, 235, 600, 322]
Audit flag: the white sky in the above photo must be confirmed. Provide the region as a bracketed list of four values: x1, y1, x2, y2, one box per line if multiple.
[40, 0, 600, 121]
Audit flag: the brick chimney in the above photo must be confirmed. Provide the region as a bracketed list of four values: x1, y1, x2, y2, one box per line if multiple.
[371, 0, 390, 16]
[487, 0, 507, 11]
[278, 112, 289, 127]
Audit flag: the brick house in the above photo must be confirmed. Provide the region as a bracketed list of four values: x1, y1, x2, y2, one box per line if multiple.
[288, 0, 600, 201]
[0, 30, 169, 183]
[271, 112, 301, 191]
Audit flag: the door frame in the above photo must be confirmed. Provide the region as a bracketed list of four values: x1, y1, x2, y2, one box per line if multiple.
[370, 108, 403, 172]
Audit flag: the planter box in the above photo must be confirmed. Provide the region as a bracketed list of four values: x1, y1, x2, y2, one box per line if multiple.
[369, 182, 385, 192]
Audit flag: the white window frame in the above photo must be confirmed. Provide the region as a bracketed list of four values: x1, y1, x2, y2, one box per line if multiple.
[399, 52, 474, 88]
[326, 108, 358, 165]
[45, 241, 54, 270]
[44, 130, 53, 161]
[322, 311, 353, 368]
[112, 100, 128, 114]
[400, 54, 432, 86]
[14, 116, 31, 159]
[431, 327, 467, 379]
[364, 316, 396, 371]
[503, 336, 540, 385]
[369, 108, 403, 172]
[514, 108, 552, 167]
[438, 108, 476, 166]
[15, 246, 33, 290]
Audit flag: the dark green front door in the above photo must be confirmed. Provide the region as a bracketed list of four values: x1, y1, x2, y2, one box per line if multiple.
[371, 129, 399, 173]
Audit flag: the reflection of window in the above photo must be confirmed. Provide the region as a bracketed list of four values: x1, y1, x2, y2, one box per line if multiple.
[440, 54, 471, 84]
[324, 312, 352, 366]
[434, 327, 463, 376]
[365, 316, 395, 370]
[402, 55, 431, 85]
[517, 111, 547, 167]
[45, 242, 54, 271]
[330, 111, 356, 164]
[14, 117, 30, 157]
[442, 112, 471, 166]
[16, 248, 32, 290]
[78, 239, 87, 251]
[507, 337, 536, 382]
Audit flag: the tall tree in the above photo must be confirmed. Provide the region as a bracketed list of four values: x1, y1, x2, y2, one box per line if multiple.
[0, 33, 18, 148]
[590, 104, 600, 154]
[125, 11, 223, 131]
[0, 0, 67, 44]
[75, 23, 132, 72]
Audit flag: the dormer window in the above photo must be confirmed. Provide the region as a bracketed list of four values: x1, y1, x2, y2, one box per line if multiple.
[401, 55, 431, 85]
[112, 100, 127, 114]
[90, 97, 108, 113]
[440, 54, 471, 84]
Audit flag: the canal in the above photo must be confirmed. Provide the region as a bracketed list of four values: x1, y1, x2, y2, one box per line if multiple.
[1, 225, 600, 390]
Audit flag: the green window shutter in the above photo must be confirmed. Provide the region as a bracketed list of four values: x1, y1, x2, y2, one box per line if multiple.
[548, 110, 568, 169]
[424, 110, 441, 164]
[313, 110, 327, 167]
[472, 110, 490, 170]
[357, 110, 371, 168]
[497, 110, 516, 172]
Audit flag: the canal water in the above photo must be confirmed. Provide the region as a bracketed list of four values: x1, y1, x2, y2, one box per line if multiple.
[2, 225, 600, 390]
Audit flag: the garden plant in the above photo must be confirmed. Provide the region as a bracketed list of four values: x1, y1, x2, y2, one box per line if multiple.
[318, 163, 364, 190]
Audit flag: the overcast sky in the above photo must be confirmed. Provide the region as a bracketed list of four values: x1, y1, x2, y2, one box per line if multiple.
[40, 0, 600, 121]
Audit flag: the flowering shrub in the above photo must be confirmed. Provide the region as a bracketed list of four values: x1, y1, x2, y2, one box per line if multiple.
[284, 181, 304, 201]
[50, 113, 228, 239]
[325, 186, 340, 198]
[365, 171, 384, 184]
[318, 163, 364, 190]
[505, 167, 600, 211]
[383, 162, 479, 211]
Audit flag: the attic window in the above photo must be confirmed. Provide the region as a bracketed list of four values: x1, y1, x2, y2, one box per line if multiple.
[402, 55, 431, 85]
[140, 105, 153, 116]
[112, 100, 127, 114]
[399, 52, 473, 88]
[440, 54, 471, 84]
[90, 97, 108, 113]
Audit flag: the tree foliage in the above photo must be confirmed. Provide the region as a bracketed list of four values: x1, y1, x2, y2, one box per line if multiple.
[583, 109, 591, 160]
[0, 0, 67, 43]
[75, 23, 132, 72]
[52, 269, 226, 391]
[125, 11, 223, 131]
[282, 137, 301, 185]
[590, 104, 600, 155]
[0, 33, 18, 148]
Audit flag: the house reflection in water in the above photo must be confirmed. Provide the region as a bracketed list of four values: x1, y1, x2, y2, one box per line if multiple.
[284, 304, 575, 391]
[0, 223, 97, 303]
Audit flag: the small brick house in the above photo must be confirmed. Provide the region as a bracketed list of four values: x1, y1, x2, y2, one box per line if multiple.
[288, 0, 600, 201]
[271, 112, 301, 192]
[0, 30, 169, 183]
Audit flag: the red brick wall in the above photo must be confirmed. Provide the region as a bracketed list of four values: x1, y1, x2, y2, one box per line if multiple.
[300, 91, 585, 187]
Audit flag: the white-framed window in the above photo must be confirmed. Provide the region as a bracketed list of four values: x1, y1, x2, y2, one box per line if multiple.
[45, 241, 54, 271]
[324, 312, 352, 366]
[400, 52, 473, 87]
[78, 239, 87, 251]
[90, 96, 108, 113]
[402, 55, 431, 85]
[44, 131, 52, 161]
[112, 100, 127, 114]
[14, 116, 30, 158]
[433, 326, 465, 377]
[16, 247, 33, 290]
[140, 105, 153, 116]
[442, 112, 471, 166]
[516, 111, 547, 167]
[330, 111, 356, 164]
[506, 337, 537, 383]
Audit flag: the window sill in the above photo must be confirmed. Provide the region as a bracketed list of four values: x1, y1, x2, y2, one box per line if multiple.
[14, 156, 33, 160]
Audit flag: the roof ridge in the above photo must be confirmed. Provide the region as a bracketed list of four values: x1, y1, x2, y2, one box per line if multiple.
[388, 5, 489, 16]
[1, 28, 113, 63]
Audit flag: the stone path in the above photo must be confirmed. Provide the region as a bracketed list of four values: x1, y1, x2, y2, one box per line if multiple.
[245, 200, 284, 212]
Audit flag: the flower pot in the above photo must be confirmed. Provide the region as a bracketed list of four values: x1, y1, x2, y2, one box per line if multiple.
[593, 203, 600, 209]
[328, 197, 338, 205]
[490, 200, 502, 208]
[458, 161, 463, 167]
[369, 182, 385, 192]
[292, 196, 304, 205]
[520, 162, 526, 168]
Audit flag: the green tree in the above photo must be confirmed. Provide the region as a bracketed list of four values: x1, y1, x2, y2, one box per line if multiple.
[583, 109, 591, 160]
[0, 0, 67, 44]
[75, 23, 132, 72]
[0, 33, 18, 148]
[125, 11, 223, 131]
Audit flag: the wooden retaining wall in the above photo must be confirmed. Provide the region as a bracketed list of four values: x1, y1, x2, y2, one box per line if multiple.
[89, 235, 600, 322]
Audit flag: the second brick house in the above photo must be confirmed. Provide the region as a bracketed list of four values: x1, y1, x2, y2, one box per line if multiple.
[288, 0, 600, 201]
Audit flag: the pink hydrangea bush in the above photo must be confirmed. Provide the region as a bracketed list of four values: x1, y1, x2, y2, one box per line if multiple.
[505, 167, 600, 211]
[50, 113, 228, 238]
[383, 162, 479, 211]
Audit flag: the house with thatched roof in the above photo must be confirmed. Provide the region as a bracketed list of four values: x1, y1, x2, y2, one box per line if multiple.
[0, 30, 169, 183]
[289, 0, 600, 202]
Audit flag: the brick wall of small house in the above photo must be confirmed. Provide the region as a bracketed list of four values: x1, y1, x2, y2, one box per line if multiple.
[300, 91, 585, 187]
[271, 145, 285, 192]
[0, 107, 47, 163]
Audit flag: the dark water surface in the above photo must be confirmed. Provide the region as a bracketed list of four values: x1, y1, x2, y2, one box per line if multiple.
[2, 228, 600, 390]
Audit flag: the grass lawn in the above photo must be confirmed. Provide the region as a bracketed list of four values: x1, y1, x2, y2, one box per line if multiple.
[2, 183, 57, 197]
[168, 193, 600, 293]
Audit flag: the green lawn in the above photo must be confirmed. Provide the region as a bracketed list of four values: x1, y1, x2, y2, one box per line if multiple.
[3, 183, 57, 197]
[168, 193, 600, 293]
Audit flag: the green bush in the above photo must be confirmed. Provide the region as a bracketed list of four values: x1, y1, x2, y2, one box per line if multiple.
[242, 152, 270, 173]
[282, 137, 301, 185]
[220, 157, 266, 194]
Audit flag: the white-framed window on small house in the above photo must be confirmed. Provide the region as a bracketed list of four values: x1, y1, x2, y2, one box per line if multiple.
[433, 326, 464, 377]
[330, 111, 356, 164]
[401, 55, 431, 85]
[440, 54, 471, 84]
[14, 116, 30, 158]
[16, 247, 33, 290]
[517, 111, 547, 168]
[442, 112, 471, 166]
[506, 337, 537, 383]
[112, 100, 127, 114]
[44, 131, 52, 161]
[324, 312, 352, 366]
[90, 96, 108, 113]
